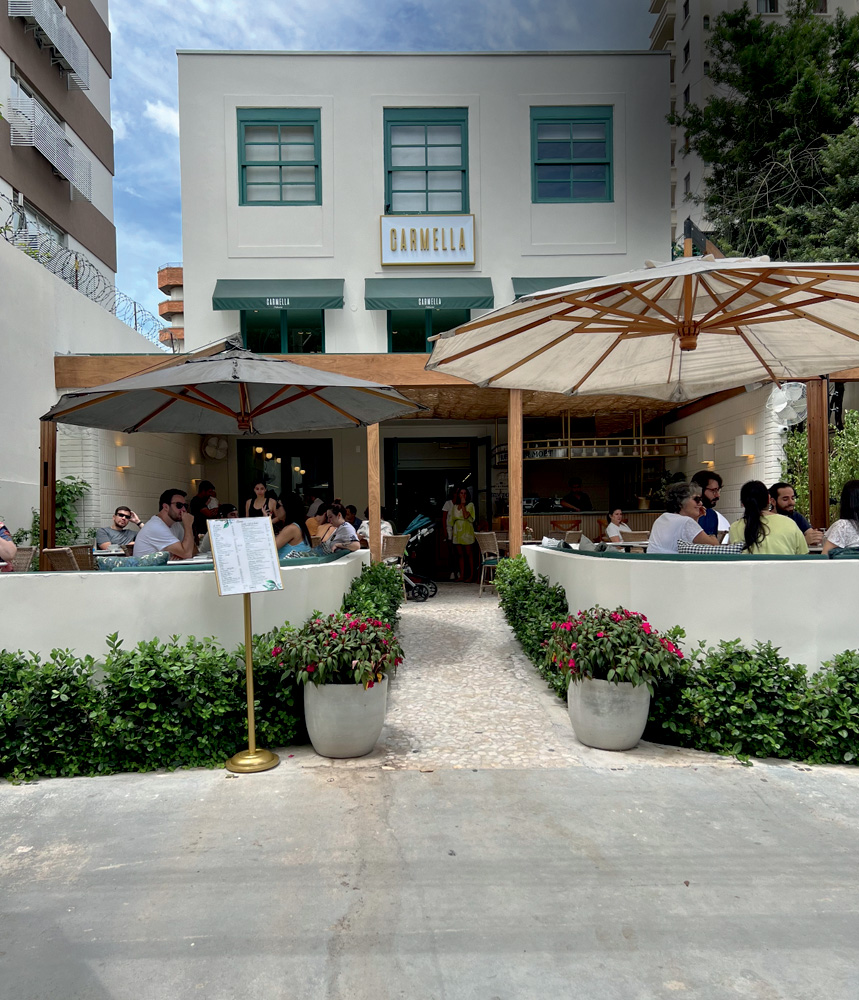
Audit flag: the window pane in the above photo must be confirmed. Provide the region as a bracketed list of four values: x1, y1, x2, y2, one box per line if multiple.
[537, 140, 571, 160]
[428, 171, 461, 191]
[390, 125, 425, 145]
[244, 309, 281, 353]
[392, 170, 427, 190]
[427, 146, 461, 167]
[282, 184, 316, 201]
[281, 144, 314, 162]
[430, 309, 469, 338]
[537, 123, 570, 140]
[572, 181, 606, 199]
[245, 125, 278, 143]
[573, 164, 607, 182]
[245, 184, 280, 202]
[245, 144, 279, 162]
[427, 125, 461, 144]
[572, 141, 606, 158]
[281, 125, 314, 144]
[389, 310, 428, 353]
[391, 146, 426, 167]
[246, 165, 280, 184]
[571, 123, 605, 140]
[537, 164, 571, 182]
[282, 165, 316, 185]
[428, 191, 463, 211]
[392, 191, 426, 211]
[538, 181, 571, 199]
[285, 309, 324, 353]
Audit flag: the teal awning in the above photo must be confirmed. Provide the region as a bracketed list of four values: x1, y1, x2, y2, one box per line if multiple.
[212, 279, 344, 311]
[512, 277, 594, 299]
[364, 277, 494, 311]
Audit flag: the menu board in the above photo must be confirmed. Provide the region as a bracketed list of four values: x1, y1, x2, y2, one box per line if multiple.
[209, 517, 283, 597]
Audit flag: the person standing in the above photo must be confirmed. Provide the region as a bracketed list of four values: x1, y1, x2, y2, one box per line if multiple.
[450, 486, 476, 581]
[189, 480, 220, 540]
[769, 482, 824, 546]
[560, 477, 593, 512]
[691, 471, 731, 539]
[96, 506, 144, 550]
[134, 489, 195, 559]
[245, 479, 276, 519]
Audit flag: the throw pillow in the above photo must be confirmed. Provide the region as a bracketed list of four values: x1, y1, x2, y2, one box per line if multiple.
[677, 540, 744, 556]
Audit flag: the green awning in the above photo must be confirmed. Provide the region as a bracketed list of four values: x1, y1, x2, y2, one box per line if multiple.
[512, 277, 594, 299]
[364, 277, 494, 311]
[212, 279, 344, 311]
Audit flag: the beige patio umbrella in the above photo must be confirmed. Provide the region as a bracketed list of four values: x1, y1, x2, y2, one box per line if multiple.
[426, 256, 859, 403]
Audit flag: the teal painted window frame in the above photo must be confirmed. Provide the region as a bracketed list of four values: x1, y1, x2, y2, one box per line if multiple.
[386, 308, 470, 353]
[237, 108, 321, 206]
[384, 107, 469, 214]
[530, 106, 613, 204]
[240, 309, 326, 354]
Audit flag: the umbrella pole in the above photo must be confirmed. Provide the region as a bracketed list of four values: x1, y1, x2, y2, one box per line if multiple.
[39, 420, 57, 570]
[807, 378, 831, 530]
[367, 423, 382, 563]
[225, 593, 279, 773]
[508, 389, 523, 557]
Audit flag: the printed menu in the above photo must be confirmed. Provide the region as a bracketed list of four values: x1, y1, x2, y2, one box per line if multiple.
[209, 517, 283, 597]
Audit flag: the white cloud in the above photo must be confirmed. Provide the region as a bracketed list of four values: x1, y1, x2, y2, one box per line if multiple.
[112, 111, 128, 141]
[143, 100, 180, 137]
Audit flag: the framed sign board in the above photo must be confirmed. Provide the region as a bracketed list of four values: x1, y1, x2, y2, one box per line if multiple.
[209, 518, 283, 597]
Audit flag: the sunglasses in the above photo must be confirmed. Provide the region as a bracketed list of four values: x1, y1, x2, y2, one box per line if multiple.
[116, 513, 131, 519]
[173, 502, 188, 510]
[692, 496, 703, 504]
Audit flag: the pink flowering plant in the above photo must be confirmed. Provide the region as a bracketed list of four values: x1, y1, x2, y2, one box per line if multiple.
[545, 606, 686, 691]
[277, 611, 403, 689]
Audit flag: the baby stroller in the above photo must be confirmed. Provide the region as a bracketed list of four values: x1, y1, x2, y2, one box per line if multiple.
[399, 514, 438, 602]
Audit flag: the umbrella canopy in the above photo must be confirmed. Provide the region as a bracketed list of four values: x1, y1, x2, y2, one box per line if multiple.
[426, 256, 859, 403]
[42, 345, 423, 433]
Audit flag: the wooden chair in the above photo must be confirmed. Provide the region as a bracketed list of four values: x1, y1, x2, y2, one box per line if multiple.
[623, 530, 650, 553]
[550, 518, 582, 534]
[594, 518, 608, 542]
[10, 546, 36, 572]
[564, 530, 582, 545]
[382, 534, 409, 597]
[474, 532, 500, 598]
[70, 544, 98, 570]
[43, 547, 79, 571]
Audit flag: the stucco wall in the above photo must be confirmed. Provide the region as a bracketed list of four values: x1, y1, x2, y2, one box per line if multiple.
[523, 547, 856, 673]
[0, 551, 369, 659]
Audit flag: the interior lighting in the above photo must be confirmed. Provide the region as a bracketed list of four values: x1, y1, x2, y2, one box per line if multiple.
[698, 443, 715, 464]
[735, 435, 755, 458]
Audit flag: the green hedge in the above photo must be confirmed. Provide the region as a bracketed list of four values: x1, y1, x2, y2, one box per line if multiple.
[495, 555, 859, 766]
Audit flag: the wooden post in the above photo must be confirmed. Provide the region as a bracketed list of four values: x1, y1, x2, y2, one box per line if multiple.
[807, 378, 830, 530]
[39, 419, 57, 570]
[366, 423, 382, 564]
[508, 389, 523, 558]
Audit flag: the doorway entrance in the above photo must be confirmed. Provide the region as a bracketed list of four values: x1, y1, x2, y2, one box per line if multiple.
[236, 439, 333, 509]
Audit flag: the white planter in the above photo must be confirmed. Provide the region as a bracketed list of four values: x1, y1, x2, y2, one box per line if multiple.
[304, 676, 388, 758]
[567, 677, 651, 751]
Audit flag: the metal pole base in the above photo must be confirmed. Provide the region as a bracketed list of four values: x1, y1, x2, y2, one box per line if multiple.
[225, 748, 280, 773]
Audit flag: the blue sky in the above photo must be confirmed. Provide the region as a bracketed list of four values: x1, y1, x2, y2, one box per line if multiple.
[109, 0, 655, 324]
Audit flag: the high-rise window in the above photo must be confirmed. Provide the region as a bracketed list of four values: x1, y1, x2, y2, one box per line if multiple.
[757, 0, 778, 12]
[237, 109, 321, 206]
[530, 106, 613, 203]
[384, 109, 468, 214]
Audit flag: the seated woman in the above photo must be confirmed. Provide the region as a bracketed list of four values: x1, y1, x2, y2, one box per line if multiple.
[324, 503, 360, 552]
[729, 480, 808, 555]
[603, 507, 632, 542]
[274, 494, 313, 556]
[822, 479, 859, 555]
[648, 483, 719, 554]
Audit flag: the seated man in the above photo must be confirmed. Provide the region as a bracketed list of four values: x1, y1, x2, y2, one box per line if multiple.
[356, 507, 394, 549]
[305, 503, 331, 542]
[769, 481, 824, 546]
[96, 506, 145, 550]
[345, 504, 363, 531]
[134, 489, 195, 559]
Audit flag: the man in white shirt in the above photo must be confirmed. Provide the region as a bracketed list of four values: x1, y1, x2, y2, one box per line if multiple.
[133, 489, 196, 559]
[306, 492, 324, 518]
[357, 507, 393, 548]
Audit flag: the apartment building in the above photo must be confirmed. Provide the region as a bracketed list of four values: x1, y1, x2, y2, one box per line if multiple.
[649, 0, 859, 240]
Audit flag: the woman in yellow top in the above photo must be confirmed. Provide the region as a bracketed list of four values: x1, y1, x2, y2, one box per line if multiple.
[729, 480, 809, 555]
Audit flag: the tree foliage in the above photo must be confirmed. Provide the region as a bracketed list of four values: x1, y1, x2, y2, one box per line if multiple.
[781, 409, 859, 518]
[670, 0, 859, 259]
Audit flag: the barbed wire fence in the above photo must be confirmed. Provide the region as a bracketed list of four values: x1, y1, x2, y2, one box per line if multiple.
[0, 191, 174, 352]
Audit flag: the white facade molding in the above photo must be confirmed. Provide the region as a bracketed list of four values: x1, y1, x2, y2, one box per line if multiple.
[8, 0, 90, 89]
[7, 94, 92, 200]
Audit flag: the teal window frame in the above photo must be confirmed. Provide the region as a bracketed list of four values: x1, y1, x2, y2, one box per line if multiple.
[237, 108, 321, 206]
[387, 308, 470, 353]
[240, 309, 326, 354]
[530, 106, 613, 204]
[384, 107, 469, 214]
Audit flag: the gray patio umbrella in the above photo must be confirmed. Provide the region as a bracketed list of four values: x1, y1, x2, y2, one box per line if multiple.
[42, 344, 423, 432]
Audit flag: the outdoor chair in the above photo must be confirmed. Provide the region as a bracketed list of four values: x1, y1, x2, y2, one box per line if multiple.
[10, 546, 36, 572]
[550, 518, 582, 534]
[43, 547, 80, 571]
[564, 530, 582, 545]
[382, 534, 409, 598]
[70, 544, 98, 570]
[611, 531, 650, 552]
[474, 531, 500, 598]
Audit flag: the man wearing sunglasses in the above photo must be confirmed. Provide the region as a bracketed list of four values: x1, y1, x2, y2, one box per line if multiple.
[133, 489, 196, 559]
[96, 506, 144, 551]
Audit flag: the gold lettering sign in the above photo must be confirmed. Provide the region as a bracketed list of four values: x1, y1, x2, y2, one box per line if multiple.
[459, 228, 466, 250]
[441, 228, 447, 251]
[433, 228, 438, 250]
[390, 228, 397, 251]
[409, 228, 417, 251]
[420, 228, 430, 250]
[400, 228, 407, 251]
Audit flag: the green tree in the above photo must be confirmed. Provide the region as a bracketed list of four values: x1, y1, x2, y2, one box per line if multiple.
[670, 0, 859, 259]
[781, 409, 859, 519]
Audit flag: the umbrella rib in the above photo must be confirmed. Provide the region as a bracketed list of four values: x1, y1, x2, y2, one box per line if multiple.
[696, 271, 773, 323]
[180, 384, 238, 412]
[249, 383, 297, 416]
[352, 386, 419, 406]
[569, 336, 627, 393]
[150, 387, 235, 417]
[308, 392, 362, 426]
[44, 390, 126, 420]
[252, 385, 323, 417]
[736, 328, 782, 385]
[129, 393, 182, 431]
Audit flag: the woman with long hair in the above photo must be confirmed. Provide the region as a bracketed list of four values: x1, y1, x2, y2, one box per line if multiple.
[274, 493, 313, 555]
[728, 480, 807, 554]
[245, 479, 276, 519]
[822, 479, 859, 554]
[449, 485, 476, 581]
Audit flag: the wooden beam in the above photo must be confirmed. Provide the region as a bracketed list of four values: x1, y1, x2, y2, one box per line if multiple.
[366, 423, 381, 565]
[807, 379, 830, 530]
[508, 389, 523, 558]
[39, 420, 56, 570]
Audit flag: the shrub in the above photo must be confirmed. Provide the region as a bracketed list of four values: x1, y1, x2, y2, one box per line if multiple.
[798, 650, 859, 765]
[0, 648, 110, 781]
[342, 561, 404, 627]
[242, 624, 301, 749]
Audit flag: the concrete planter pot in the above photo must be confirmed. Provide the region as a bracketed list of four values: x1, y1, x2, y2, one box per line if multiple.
[567, 677, 651, 751]
[304, 676, 388, 758]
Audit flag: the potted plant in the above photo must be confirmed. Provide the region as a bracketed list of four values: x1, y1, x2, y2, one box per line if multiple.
[278, 611, 403, 758]
[545, 606, 685, 750]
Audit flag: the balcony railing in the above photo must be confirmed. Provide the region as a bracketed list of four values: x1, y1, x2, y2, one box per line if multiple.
[7, 95, 92, 200]
[8, 0, 90, 89]
[493, 436, 688, 465]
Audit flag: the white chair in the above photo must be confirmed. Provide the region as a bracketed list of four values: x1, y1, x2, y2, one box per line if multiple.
[474, 532, 500, 598]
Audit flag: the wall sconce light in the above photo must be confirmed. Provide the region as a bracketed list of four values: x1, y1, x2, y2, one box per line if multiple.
[275, 457, 282, 464]
[698, 443, 715, 464]
[293, 465, 300, 472]
[255, 446, 264, 454]
[265, 452, 273, 460]
[115, 446, 135, 469]
[735, 435, 755, 458]
[299, 469, 306, 476]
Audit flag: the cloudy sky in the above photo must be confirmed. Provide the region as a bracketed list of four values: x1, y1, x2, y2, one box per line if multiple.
[109, 0, 655, 323]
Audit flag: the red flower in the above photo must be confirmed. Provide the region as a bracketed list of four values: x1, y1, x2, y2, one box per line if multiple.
[596, 631, 604, 638]
[271, 646, 282, 656]
[306, 664, 316, 673]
